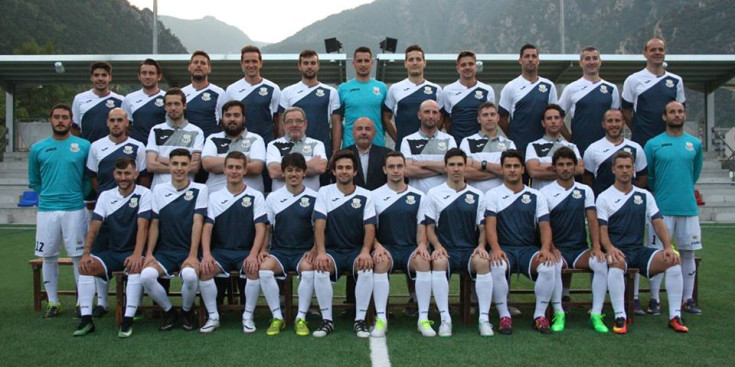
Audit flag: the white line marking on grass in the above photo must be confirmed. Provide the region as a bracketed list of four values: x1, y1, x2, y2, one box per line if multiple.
[370, 336, 391, 367]
[0, 226, 35, 230]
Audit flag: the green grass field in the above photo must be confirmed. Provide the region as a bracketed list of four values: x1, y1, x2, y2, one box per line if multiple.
[1, 224, 732, 366]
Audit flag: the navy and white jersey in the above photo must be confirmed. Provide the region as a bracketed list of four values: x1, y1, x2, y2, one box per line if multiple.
[206, 185, 267, 251]
[266, 186, 318, 252]
[122, 89, 167, 144]
[384, 78, 444, 149]
[540, 181, 595, 252]
[558, 77, 621, 154]
[372, 184, 425, 250]
[92, 185, 152, 252]
[597, 186, 661, 250]
[484, 184, 549, 248]
[71, 89, 124, 142]
[622, 69, 685, 146]
[498, 75, 558, 153]
[202, 130, 266, 192]
[146, 121, 205, 188]
[314, 184, 376, 251]
[400, 130, 457, 194]
[87, 137, 147, 192]
[222, 78, 281, 143]
[151, 181, 208, 253]
[583, 138, 647, 196]
[183, 83, 226, 137]
[266, 136, 326, 192]
[442, 80, 496, 144]
[459, 132, 516, 193]
[525, 136, 581, 190]
[423, 183, 484, 250]
[279, 81, 341, 154]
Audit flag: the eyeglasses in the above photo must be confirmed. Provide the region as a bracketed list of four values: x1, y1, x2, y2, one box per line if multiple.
[284, 119, 305, 125]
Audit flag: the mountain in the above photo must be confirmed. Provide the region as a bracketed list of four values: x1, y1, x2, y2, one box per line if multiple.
[159, 15, 268, 54]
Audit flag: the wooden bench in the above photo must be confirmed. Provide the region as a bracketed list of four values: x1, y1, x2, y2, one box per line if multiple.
[29, 257, 119, 312]
[638, 257, 702, 302]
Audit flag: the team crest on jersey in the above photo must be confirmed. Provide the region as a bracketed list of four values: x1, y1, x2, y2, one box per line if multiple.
[202, 93, 211, 101]
[182, 134, 192, 144]
[184, 190, 194, 201]
[423, 86, 432, 95]
[497, 142, 507, 150]
[299, 197, 310, 207]
[70, 143, 79, 153]
[474, 90, 484, 99]
[685, 142, 694, 151]
[242, 139, 251, 149]
[521, 194, 531, 204]
[315, 89, 325, 97]
[633, 195, 643, 205]
[129, 197, 138, 208]
[155, 98, 164, 107]
[351, 198, 362, 209]
[406, 195, 416, 205]
[302, 144, 312, 155]
[665, 79, 674, 88]
[242, 197, 252, 207]
[373, 87, 381, 96]
[600, 85, 609, 94]
[572, 190, 582, 199]
[623, 147, 631, 153]
[105, 100, 115, 108]
[259, 87, 268, 96]
[538, 84, 548, 93]
[438, 141, 447, 151]
[465, 194, 475, 204]
[123, 145, 134, 154]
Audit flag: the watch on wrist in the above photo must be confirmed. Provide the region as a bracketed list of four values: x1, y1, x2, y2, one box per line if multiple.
[481, 160, 488, 171]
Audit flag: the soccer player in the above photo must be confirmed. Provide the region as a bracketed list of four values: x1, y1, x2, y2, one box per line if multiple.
[443, 50, 496, 144]
[558, 46, 621, 155]
[644, 101, 703, 315]
[540, 147, 608, 333]
[485, 149, 561, 335]
[344, 117, 393, 190]
[622, 38, 686, 147]
[339, 47, 392, 147]
[384, 44, 444, 150]
[525, 105, 583, 190]
[183, 50, 226, 138]
[596, 150, 689, 334]
[312, 150, 377, 338]
[266, 107, 327, 192]
[145, 88, 204, 188]
[401, 100, 457, 194]
[29, 104, 90, 318]
[498, 44, 558, 156]
[73, 157, 151, 337]
[123, 58, 167, 144]
[460, 102, 516, 193]
[258, 153, 318, 336]
[71, 61, 124, 142]
[140, 149, 208, 332]
[202, 100, 266, 192]
[423, 148, 490, 337]
[583, 109, 647, 196]
[198, 151, 267, 333]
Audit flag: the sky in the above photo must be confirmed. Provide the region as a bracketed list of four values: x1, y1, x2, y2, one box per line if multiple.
[128, 0, 376, 44]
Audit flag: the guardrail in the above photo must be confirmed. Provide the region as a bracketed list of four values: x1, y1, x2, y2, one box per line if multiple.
[711, 127, 735, 162]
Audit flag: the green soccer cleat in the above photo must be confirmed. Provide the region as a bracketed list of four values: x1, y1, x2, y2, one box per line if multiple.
[294, 318, 310, 336]
[73, 317, 96, 337]
[43, 302, 61, 319]
[118, 316, 134, 338]
[589, 314, 609, 333]
[551, 312, 565, 332]
[371, 318, 387, 338]
[266, 319, 286, 336]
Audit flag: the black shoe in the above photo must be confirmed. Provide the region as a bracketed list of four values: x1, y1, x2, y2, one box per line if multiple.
[118, 316, 134, 338]
[73, 316, 96, 337]
[181, 309, 196, 331]
[159, 307, 179, 331]
[353, 320, 370, 338]
[74, 305, 82, 319]
[92, 305, 109, 318]
[313, 319, 335, 337]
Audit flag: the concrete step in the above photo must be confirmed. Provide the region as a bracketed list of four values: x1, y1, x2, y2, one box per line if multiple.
[699, 205, 735, 222]
[0, 177, 29, 186]
[0, 206, 37, 224]
[1, 152, 29, 162]
[0, 161, 30, 172]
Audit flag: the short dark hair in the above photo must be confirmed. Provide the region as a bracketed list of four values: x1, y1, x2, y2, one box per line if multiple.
[444, 148, 466, 165]
[544, 104, 566, 119]
[519, 43, 537, 57]
[500, 149, 525, 166]
[114, 157, 136, 170]
[457, 50, 476, 63]
[612, 150, 634, 165]
[139, 58, 162, 75]
[169, 148, 191, 160]
[384, 151, 405, 166]
[477, 101, 498, 115]
[221, 100, 246, 116]
[330, 149, 358, 172]
[241, 45, 262, 61]
[405, 44, 424, 58]
[89, 61, 112, 75]
[281, 152, 308, 172]
[224, 151, 248, 166]
[299, 49, 319, 62]
[190, 50, 210, 63]
[49, 103, 72, 118]
[579, 46, 599, 59]
[552, 146, 577, 165]
[354, 46, 372, 58]
[164, 87, 186, 105]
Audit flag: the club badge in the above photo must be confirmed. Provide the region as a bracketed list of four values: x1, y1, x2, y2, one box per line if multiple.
[259, 87, 268, 96]
[572, 190, 582, 199]
[475, 90, 484, 99]
[351, 198, 362, 209]
[242, 197, 252, 207]
[123, 145, 133, 154]
[105, 100, 116, 108]
[406, 195, 416, 205]
[623, 147, 631, 153]
[242, 139, 251, 149]
[300, 197, 310, 207]
[182, 134, 192, 144]
[184, 190, 194, 201]
[423, 86, 433, 95]
[539, 84, 548, 93]
[155, 98, 164, 107]
[521, 194, 531, 204]
[202, 92, 211, 101]
[438, 141, 447, 151]
[685, 142, 694, 151]
[129, 197, 138, 208]
[373, 86, 381, 96]
[665, 79, 674, 88]
[465, 194, 475, 204]
[315, 89, 325, 97]
[497, 142, 507, 150]
[600, 85, 609, 94]
[302, 144, 312, 155]
[70, 143, 79, 153]
[634, 195, 643, 205]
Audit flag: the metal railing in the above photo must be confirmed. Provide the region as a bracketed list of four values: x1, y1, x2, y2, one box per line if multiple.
[711, 127, 735, 162]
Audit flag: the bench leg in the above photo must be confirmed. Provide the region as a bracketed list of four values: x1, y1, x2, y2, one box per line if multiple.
[115, 273, 125, 328]
[284, 274, 293, 326]
[625, 271, 635, 325]
[461, 273, 471, 326]
[693, 258, 701, 304]
[32, 264, 42, 312]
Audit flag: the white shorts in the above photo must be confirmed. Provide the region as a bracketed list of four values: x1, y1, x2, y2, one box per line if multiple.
[647, 215, 702, 251]
[34, 209, 87, 257]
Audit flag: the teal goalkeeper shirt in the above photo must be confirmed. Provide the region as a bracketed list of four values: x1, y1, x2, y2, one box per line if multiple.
[28, 135, 90, 211]
[644, 132, 702, 216]
[338, 78, 387, 147]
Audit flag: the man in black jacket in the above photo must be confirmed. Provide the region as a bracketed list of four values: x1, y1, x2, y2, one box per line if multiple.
[344, 117, 393, 190]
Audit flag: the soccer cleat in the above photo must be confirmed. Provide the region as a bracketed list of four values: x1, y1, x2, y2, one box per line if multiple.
[92, 305, 108, 318]
[43, 302, 61, 319]
[200, 318, 220, 334]
[532, 317, 552, 335]
[438, 320, 452, 337]
[498, 316, 513, 335]
[589, 314, 609, 333]
[313, 319, 335, 337]
[633, 299, 646, 316]
[371, 318, 387, 338]
[266, 319, 286, 336]
[73, 317, 96, 337]
[417, 320, 436, 337]
[133, 309, 145, 322]
[478, 321, 494, 337]
[242, 318, 256, 334]
[294, 318, 310, 336]
[647, 299, 661, 316]
[551, 312, 566, 332]
[508, 306, 522, 317]
[353, 319, 370, 338]
[668, 316, 689, 333]
[682, 299, 702, 315]
[118, 316, 134, 338]
[181, 310, 196, 331]
[159, 307, 179, 331]
[613, 317, 627, 334]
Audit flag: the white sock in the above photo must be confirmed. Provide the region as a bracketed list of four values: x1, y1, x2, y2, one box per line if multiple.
[633, 272, 640, 300]
[491, 262, 510, 318]
[77, 275, 96, 316]
[140, 267, 172, 311]
[180, 267, 198, 312]
[551, 261, 564, 314]
[373, 272, 390, 321]
[42, 256, 60, 304]
[314, 271, 333, 321]
[679, 250, 696, 301]
[199, 278, 219, 320]
[242, 278, 260, 320]
[355, 270, 373, 321]
[665, 265, 683, 319]
[95, 277, 108, 309]
[649, 273, 663, 302]
[124, 274, 143, 318]
[588, 257, 609, 315]
[431, 271, 451, 323]
[533, 264, 555, 319]
[608, 268, 626, 319]
[259, 270, 283, 320]
[71, 256, 81, 283]
[415, 271, 432, 322]
[475, 272, 493, 323]
[296, 271, 315, 320]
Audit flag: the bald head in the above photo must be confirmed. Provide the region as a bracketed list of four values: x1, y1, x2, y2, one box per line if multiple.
[107, 107, 130, 138]
[353, 117, 376, 150]
[417, 99, 441, 131]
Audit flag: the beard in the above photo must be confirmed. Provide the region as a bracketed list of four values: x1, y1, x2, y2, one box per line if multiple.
[192, 74, 206, 83]
[224, 123, 245, 137]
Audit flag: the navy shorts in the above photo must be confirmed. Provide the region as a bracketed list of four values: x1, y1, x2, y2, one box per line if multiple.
[503, 246, 539, 280]
[92, 249, 133, 280]
[270, 249, 307, 274]
[386, 246, 416, 277]
[620, 246, 659, 278]
[560, 247, 589, 269]
[211, 248, 250, 275]
[154, 250, 189, 276]
[326, 248, 361, 282]
[447, 248, 474, 277]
